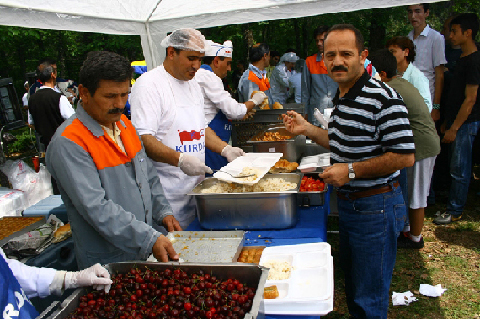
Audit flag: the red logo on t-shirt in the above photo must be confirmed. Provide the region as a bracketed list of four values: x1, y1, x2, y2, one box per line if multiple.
[178, 129, 204, 145]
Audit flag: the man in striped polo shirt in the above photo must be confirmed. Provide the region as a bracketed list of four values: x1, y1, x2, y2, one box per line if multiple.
[283, 24, 415, 318]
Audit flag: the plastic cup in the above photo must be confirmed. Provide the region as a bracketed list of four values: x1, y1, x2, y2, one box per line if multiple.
[32, 156, 40, 173]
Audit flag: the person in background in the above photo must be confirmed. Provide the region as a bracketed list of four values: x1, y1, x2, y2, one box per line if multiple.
[1, 247, 111, 319]
[46, 51, 181, 269]
[132, 29, 244, 229]
[302, 25, 338, 125]
[434, 13, 480, 225]
[407, 3, 447, 121]
[387, 36, 432, 111]
[270, 52, 299, 104]
[238, 43, 273, 105]
[370, 49, 440, 249]
[284, 24, 414, 318]
[266, 50, 280, 80]
[289, 59, 305, 104]
[22, 81, 29, 110]
[195, 40, 267, 171]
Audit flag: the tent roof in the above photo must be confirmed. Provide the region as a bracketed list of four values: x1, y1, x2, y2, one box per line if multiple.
[0, 0, 442, 68]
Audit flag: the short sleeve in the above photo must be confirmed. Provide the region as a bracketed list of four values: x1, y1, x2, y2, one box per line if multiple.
[465, 54, 480, 85]
[131, 81, 162, 137]
[432, 33, 447, 68]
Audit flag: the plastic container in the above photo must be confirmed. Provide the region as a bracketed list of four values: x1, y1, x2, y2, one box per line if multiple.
[297, 173, 327, 207]
[259, 242, 333, 316]
[23, 195, 68, 223]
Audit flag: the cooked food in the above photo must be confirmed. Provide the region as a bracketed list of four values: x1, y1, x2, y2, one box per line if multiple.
[238, 167, 260, 182]
[253, 131, 293, 142]
[53, 224, 72, 243]
[238, 246, 265, 264]
[273, 102, 283, 109]
[264, 285, 280, 299]
[262, 260, 292, 280]
[0, 217, 44, 241]
[269, 159, 299, 173]
[199, 177, 297, 193]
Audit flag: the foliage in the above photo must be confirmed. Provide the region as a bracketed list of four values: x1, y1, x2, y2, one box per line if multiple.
[0, 1, 479, 99]
[7, 127, 35, 153]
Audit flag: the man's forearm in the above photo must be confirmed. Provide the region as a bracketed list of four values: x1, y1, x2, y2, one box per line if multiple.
[141, 134, 180, 166]
[353, 152, 414, 179]
[450, 85, 478, 131]
[205, 127, 227, 154]
[433, 66, 444, 104]
[304, 124, 330, 149]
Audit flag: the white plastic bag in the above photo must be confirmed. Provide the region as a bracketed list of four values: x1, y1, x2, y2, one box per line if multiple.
[0, 160, 53, 207]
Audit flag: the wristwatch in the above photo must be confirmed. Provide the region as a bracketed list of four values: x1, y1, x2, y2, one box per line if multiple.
[348, 163, 356, 179]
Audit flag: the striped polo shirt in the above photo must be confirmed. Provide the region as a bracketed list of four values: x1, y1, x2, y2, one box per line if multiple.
[329, 71, 415, 190]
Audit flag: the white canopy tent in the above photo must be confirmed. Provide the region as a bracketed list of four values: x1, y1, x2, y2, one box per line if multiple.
[0, 0, 440, 70]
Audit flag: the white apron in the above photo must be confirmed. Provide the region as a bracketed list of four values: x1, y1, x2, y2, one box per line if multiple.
[156, 69, 205, 228]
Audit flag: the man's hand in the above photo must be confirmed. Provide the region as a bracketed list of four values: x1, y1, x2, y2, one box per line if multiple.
[163, 215, 182, 232]
[282, 111, 309, 136]
[178, 153, 213, 176]
[442, 128, 457, 143]
[249, 92, 267, 106]
[152, 235, 179, 262]
[431, 109, 440, 122]
[319, 163, 350, 188]
[221, 145, 245, 162]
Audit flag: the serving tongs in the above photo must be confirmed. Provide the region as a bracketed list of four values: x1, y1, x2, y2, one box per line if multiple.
[212, 170, 256, 179]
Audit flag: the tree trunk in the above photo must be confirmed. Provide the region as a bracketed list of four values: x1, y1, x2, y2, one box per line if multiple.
[369, 9, 386, 52]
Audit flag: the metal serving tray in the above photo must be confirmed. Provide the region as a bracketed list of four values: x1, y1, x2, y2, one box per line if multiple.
[47, 262, 268, 319]
[297, 173, 328, 207]
[167, 230, 245, 263]
[246, 125, 306, 162]
[0, 216, 46, 247]
[245, 103, 305, 123]
[189, 173, 301, 230]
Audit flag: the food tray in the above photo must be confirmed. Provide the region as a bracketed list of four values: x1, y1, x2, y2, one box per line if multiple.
[297, 173, 328, 207]
[0, 216, 46, 246]
[189, 173, 301, 230]
[238, 103, 304, 123]
[47, 262, 269, 319]
[213, 152, 283, 185]
[298, 153, 331, 173]
[259, 242, 333, 316]
[167, 231, 245, 263]
[246, 125, 306, 162]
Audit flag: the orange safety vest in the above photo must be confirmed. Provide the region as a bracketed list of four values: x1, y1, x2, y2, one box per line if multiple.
[247, 70, 270, 91]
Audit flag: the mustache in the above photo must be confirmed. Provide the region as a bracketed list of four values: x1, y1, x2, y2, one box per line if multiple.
[331, 65, 348, 72]
[108, 107, 125, 114]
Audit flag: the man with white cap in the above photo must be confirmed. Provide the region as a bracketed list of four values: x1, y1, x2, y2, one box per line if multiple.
[195, 40, 268, 170]
[270, 52, 299, 104]
[131, 29, 244, 228]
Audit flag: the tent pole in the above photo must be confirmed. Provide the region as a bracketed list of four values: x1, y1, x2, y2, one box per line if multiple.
[145, 0, 164, 68]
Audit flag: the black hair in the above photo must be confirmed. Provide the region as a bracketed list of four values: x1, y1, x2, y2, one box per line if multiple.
[313, 25, 330, 39]
[386, 36, 416, 63]
[369, 49, 397, 78]
[249, 43, 270, 63]
[285, 48, 296, 53]
[165, 47, 182, 56]
[325, 24, 365, 53]
[202, 56, 225, 65]
[37, 60, 56, 83]
[408, 3, 429, 12]
[37, 57, 56, 67]
[451, 13, 479, 39]
[270, 50, 280, 58]
[79, 51, 133, 96]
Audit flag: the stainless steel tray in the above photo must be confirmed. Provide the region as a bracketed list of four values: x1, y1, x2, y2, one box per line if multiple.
[236, 103, 304, 123]
[167, 230, 245, 263]
[0, 216, 46, 247]
[47, 262, 268, 319]
[189, 173, 301, 230]
[246, 125, 306, 162]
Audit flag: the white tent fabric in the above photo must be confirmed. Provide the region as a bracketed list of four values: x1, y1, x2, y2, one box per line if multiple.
[0, 0, 442, 69]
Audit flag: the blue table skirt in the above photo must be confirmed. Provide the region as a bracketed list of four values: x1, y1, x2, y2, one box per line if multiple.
[186, 204, 329, 318]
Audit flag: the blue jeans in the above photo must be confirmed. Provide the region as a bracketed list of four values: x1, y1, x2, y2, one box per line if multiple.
[338, 182, 406, 319]
[447, 121, 480, 216]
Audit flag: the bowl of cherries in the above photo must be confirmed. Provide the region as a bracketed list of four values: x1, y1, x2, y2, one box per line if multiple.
[50, 262, 268, 319]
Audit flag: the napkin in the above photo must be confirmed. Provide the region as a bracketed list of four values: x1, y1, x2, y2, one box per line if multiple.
[419, 284, 447, 297]
[392, 291, 417, 306]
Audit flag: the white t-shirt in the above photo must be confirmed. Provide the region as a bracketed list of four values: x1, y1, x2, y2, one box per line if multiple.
[195, 68, 247, 125]
[22, 92, 28, 107]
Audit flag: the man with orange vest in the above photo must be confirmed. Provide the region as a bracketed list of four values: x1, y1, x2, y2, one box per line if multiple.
[302, 25, 339, 126]
[238, 43, 274, 105]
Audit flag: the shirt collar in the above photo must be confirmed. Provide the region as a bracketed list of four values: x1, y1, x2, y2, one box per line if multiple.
[333, 70, 370, 105]
[418, 24, 431, 37]
[402, 63, 413, 78]
[200, 64, 213, 72]
[316, 53, 323, 62]
[76, 102, 127, 138]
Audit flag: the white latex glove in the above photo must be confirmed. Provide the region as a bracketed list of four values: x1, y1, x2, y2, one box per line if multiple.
[64, 263, 112, 292]
[248, 91, 268, 106]
[221, 145, 245, 162]
[178, 153, 213, 176]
